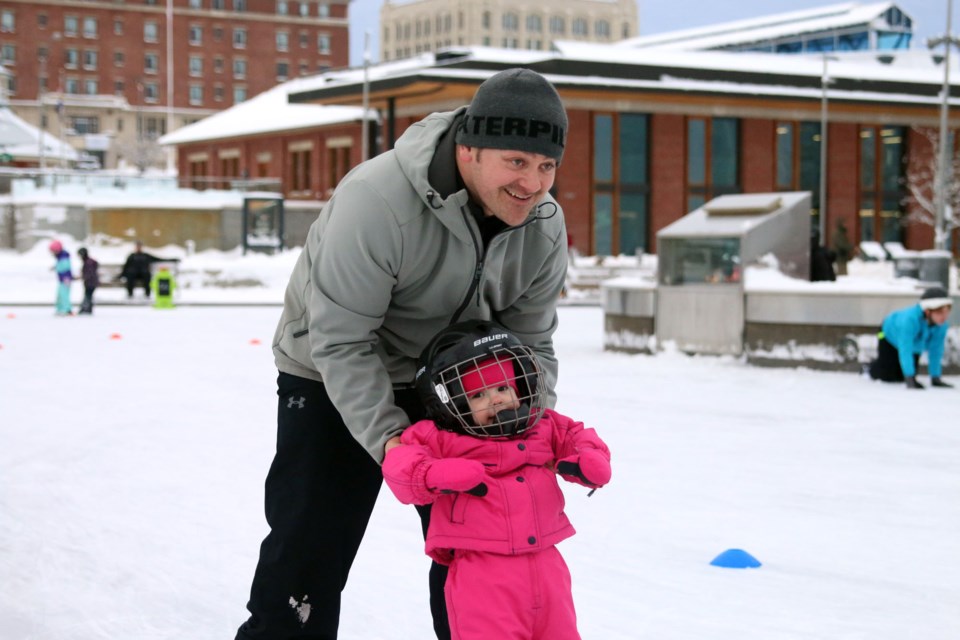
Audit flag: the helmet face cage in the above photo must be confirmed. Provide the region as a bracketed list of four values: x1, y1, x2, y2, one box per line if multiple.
[434, 344, 546, 438]
[416, 321, 546, 438]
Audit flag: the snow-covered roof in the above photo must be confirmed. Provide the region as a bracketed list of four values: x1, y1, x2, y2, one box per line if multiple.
[0, 107, 79, 163]
[158, 76, 376, 146]
[620, 2, 905, 51]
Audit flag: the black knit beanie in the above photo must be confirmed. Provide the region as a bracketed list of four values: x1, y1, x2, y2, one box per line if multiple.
[920, 286, 952, 310]
[455, 68, 567, 163]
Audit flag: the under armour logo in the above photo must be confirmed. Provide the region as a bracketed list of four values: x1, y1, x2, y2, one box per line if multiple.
[287, 396, 306, 409]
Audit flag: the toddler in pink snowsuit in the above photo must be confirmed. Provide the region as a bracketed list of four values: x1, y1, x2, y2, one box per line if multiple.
[383, 321, 612, 640]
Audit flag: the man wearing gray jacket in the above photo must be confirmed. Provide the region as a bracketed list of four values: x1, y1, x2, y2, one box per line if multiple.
[235, 68, 570, 640]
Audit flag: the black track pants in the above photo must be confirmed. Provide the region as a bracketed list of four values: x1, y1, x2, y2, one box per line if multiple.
[869, 337, 920, 382]
[235, 373, 450, 640]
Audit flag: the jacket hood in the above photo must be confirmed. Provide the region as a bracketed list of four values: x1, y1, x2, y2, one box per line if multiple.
[393, 107, 471, 213]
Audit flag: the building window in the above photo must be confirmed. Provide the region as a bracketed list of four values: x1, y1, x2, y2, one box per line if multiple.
[775, 122, 821, 223]
[595, 20, 609, 38]
[144, 52, 159, 73]
[593, 113, 650, 256]
[65, 15, 79, 37]
[318, 2, 330, 18]
[234, 0, 246, 12]
[64, 48, 79, 68]
[189, 55, 203, 76]
[113, 19, 123, 35]
[686, 117, 740, 211]
[300, 2, 310, 17]
[276, 0, 288, 15]
[572, 18, 588, 36]
[84, 79, 98, 95]
[503, 13, 518, 31]
[328, 146, 350, 192]
[83, 17, 97, 38]
[233, 57, 246, 78]
[622, 22, 631, 38]
[291, 148, 312, 192]
[526, 15, 542, 33]
[143, 82, 159, 102]
[213, 26, 224, 41]
[212, 0, 224, 9]
[5, 74, 15, 96]
[317, 34, 330, 54]
[69, 116, 100, 135]
[233, 85, 246, 103]
[189, 25, 202, 45]
[144, 21, 158, 43]
[276, 61, 289, 80]
[1, 44, 15, 64]
[189, 84, 203, 105]
[214, 56, 224, 73]
[65, 77, 79, 94]
[82, 49, 97, 69]
[233, 27, 247, 48]
[214, 84, 224, 101]
[189, 0, 203, 8]
[276, 31, 289, 51]
[1, 10, 15, 33]
[858, 126, 906, 242]
[114, 51, 124, 66]
[114, 80, 124, 95]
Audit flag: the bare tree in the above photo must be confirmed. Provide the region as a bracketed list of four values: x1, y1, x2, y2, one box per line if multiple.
[904, 126, 960, 248]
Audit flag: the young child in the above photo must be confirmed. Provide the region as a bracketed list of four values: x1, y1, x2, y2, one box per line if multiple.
[49, 240, 73, 316]
[76, 247, 100, 315]
[383, 320, 612, 640]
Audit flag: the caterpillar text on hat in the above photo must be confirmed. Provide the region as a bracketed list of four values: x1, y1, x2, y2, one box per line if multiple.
[455, 68, 568, 163]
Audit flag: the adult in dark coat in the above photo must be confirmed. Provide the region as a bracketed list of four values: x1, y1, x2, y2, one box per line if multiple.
[120, 241, 162, 298]
[810, 229, 837, 282]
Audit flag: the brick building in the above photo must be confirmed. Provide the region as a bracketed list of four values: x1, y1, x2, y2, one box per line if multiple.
[0, 0, 349, 169]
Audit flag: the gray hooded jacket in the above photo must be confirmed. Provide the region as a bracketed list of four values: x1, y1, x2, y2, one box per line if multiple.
[272, 107, 568, 462]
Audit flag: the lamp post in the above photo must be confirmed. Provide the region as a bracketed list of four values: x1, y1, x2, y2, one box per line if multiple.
[819, 53, 831, 240]
[929, 0, 959, 251]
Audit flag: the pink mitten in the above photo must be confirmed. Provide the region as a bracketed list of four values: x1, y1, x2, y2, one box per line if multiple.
[557, 448, 611, 488]
[425, 458, 486, 493]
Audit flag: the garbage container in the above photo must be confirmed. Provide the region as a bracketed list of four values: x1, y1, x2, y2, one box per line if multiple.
[892, 251, 921, 280]
[918, 250, 951, 290]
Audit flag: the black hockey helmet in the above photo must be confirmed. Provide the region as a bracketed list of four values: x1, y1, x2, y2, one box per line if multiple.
[415, 320, 546, 438]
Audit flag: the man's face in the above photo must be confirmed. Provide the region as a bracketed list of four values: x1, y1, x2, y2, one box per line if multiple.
[456, 146, 558, 226]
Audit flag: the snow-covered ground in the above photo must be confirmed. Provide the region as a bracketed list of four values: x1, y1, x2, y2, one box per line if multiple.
[2, 246, 959, 638]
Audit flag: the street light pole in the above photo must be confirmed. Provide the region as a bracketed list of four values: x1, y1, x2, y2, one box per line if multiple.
[930, 0, 956, 251]
[819, 53, 830, 241]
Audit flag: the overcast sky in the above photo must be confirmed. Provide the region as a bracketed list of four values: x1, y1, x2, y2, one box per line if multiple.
[348, 0, 957, 67]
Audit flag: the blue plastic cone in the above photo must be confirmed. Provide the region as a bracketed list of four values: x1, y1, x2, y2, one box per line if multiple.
[710, 548, 761, 569]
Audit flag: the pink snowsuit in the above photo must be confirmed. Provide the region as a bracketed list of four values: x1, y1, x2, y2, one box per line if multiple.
[382, 409, 611, 640]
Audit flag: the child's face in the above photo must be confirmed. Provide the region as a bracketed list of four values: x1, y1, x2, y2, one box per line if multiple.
[467, 384, 520, 426]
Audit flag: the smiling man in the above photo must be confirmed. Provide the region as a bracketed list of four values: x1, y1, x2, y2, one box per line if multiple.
[235, 68, 570, 640]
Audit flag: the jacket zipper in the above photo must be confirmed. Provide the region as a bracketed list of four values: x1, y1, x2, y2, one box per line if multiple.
[450, 206, 484, 324]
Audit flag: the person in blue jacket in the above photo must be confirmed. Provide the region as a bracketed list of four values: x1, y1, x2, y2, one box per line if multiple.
[49, 240, 73, 316]
[869, 287, 953, 389]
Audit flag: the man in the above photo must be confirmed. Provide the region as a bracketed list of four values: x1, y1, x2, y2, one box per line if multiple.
[869, 286, 954, 389]
[235, 68, 570, 640]
[119, 241, 162, 298]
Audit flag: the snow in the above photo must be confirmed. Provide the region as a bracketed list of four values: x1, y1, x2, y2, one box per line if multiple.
[2, 246, 960, 639]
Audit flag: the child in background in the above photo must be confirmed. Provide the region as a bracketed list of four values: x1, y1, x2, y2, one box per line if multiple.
[383, 321, 612, 640]
[76, 247, 100, 315]
[49, 240, 73, 316]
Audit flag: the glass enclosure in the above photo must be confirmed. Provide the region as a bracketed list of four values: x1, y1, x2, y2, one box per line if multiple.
[658, 237, 742, 286]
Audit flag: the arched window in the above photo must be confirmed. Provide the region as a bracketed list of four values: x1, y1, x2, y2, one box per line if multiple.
[482, 11, 491, 29]
[595, 20, 610, 38]
[526, 15, 542, 33]
[503, 12, 519, 31]
[549, 16, 565, 35]
[572, 18, 587, 36]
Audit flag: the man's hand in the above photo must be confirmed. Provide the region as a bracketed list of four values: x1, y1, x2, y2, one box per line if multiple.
[931, 377, 954, 388]
[384, 435, 402, 455]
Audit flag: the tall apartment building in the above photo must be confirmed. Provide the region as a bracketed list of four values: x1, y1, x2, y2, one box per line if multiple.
[379, 0, 637, 61]
[0, 0, 349, 170]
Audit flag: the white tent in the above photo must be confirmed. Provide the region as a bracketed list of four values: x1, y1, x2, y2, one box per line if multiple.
[0, 106, 79, 166]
